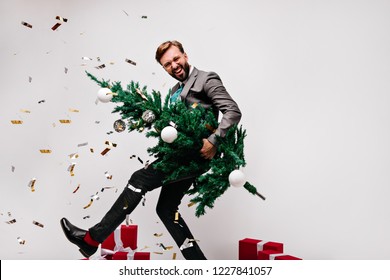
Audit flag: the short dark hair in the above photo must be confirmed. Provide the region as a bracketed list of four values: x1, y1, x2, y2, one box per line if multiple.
[155, 40, 185, 64]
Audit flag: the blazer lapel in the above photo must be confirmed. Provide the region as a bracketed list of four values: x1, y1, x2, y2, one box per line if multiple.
[180, 67, 198, 101]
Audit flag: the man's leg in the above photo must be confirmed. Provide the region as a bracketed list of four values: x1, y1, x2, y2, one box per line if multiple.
[156, 178, 207, 260]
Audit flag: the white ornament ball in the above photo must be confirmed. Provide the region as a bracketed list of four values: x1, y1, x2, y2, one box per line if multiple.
[161, 126, 178, 143]
[97, 88, 113, 103]
[228, 169, 246, 187]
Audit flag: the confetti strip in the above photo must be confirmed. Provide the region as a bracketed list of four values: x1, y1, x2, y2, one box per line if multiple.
[125, 214, 132, 225]
[83, 200, 93, 209]
[39, 149, 52, 154]
[11, 120, 23, 124]
[141, 15, 147, 19]
[11, 166, 15, 172]
[6, 219, 16, 224]
[69, 153, 79, 159]
[104, 171, 112, 180]
[72, 184, 80, 193]
[29, 76, 32, 83]
[83, 193, 99, 209]
[158, 243, 167, 250]
[21, 21, 32, 28]
[174, 212, 179, 223]
[38, 100, 45, 104]
[106, 131, 114, 135]
[187, 201, 195, 207]
[59, 119, 71, 124]
[90, 148, 94, 153]
[64, 67, 68, 74]
[123, 10, 129, 16]
[78, 142, 88, 147]
[101, 147, 111, 156]
[68, 163, 76, 176]
[83, 215, 90, 219]
[95, 64, 106, 69]
[17, 237, 26, 245]
[69, 108, 79, 113]
[56, 16, 68, 22]
[153, 252, 163, 255]
[28, 178, 36, 192]
[82, 57, 93, 60]
[172, 253, 177, 260]
[20, 109, 31, 113]
[154, 233, 163, 237]
[136, 88, 147, 100]
[180, 238, 195, 250]
[32, 220, 44, 228]
[51, 23, 61, 31]
[100, 186, 117, 192]
[125, 58, 136, 66]
[105, 141, 117, 148]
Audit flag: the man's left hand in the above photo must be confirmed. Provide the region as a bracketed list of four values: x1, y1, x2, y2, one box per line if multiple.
[200, 139, 217, 159]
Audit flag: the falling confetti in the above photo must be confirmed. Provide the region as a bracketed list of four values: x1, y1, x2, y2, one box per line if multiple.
[78, 142, 88, 147]
[154, 233, 163, 237]
[105, 141, 117, 148]
[17, 237, 26, 245]
[51, 22, 61, 30]
[72, 184, 80, 193]
[28, 178, 37, 192]
[38, 100, 45, 104]
[32, 220, 44, 228]
[69, 108, 79, 113]
[39, 149, 52, 154]
[11, 166, 15, 172]
[95, 64, 106, 69]
[101, 147, 111, 156]
[6, 219, 16, 224]
[104, 171, 112, 180]
[68, 163, 76, 176]
[59, 119, 71, 124]
[125, 58, 136, 66]
[10, 120, 23, 124]
[69, 153, 78, 159]
[56, 16, 68, 22]
[29, 76, 32, 83]
[21, 21, 32, 28]
[20, 109, 31, 113]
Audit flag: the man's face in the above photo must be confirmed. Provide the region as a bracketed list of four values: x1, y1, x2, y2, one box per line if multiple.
[160, 46, 190, 82]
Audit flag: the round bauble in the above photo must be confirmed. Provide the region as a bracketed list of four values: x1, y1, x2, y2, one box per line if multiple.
[142, 110, 156, 124]
[228, 169, 246, 187]
[97, 88, 113, 103]
[161, 126, 178, 143]
[113, 119, 126, 132]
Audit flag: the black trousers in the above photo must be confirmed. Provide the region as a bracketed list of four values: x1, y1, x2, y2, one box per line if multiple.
[88, 161, 207, 260]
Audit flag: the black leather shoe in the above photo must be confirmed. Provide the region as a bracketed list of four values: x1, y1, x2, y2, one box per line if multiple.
[60, 217, 98, 258]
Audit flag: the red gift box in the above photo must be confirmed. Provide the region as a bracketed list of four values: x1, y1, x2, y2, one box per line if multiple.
[101, 225, 138, 257]
[258, 250, 302, 260]
[239, 238, 283, 260]
[112, 251, 151, 260]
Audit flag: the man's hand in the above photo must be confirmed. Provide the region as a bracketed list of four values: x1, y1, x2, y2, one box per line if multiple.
[200, 139, 217, 159]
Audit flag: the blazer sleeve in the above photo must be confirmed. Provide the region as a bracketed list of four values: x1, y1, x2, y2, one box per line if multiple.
[203, 72, 242, 146]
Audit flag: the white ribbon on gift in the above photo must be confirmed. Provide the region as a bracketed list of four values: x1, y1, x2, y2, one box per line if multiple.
[256, 240, 268, 251]
[101, 226, 136, 259]
[269, 253, 286, 260]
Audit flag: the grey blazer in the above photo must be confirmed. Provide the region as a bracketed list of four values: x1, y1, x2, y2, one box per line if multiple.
[171, 67, 242, 146]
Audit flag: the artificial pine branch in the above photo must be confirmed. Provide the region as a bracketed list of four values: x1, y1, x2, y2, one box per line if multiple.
[85, 72, 263, 216]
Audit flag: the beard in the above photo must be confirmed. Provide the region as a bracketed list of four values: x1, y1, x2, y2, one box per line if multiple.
[172, 62, 190, 82]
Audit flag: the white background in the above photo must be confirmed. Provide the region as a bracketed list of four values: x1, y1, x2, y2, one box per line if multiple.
[1, 0, 390, 260]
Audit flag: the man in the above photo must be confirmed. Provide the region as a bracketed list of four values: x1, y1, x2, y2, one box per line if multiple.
[60, 40, 241, 260]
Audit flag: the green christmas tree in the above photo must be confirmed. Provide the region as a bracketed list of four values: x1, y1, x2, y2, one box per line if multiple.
[86, 71, 264, 216]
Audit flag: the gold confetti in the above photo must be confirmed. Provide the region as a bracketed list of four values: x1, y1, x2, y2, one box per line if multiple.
[56, 16, 68, 22]
[153, 252, 163, 255]
[154, 233, 163, 237]
[59, 119, 71, 124]
[187, 201, 196, 207]
[136, 88, 147, 100]
[51, 22, 61, 31]
[28, 178, 36, 192]
[174, 211, 179, 223]
[32, 220, 44, 228]
[69, 153, 78, 159]
[95, 64, 106, 69]
[105, 141, 117, 148]
[104, 171, 112, 180]
[69, 108, 79, 113]
[172, 252, 177, 260]
[165, 246, 174, 250]
[101, 147, 111, 156]
[6, 219, 16, 224]
[11, 120, 23, 124]
[72, 184, 80, 193]
[17, 237, 26, 245]
[39, 149, 52, 154]
[20, 109, 31, 113]
[21, 21, 32, 28]
[191, 103, 198, 109]
[125, 58, 136, 66]
[68, 163, 76, 176]
[83, 200, 93, 209]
